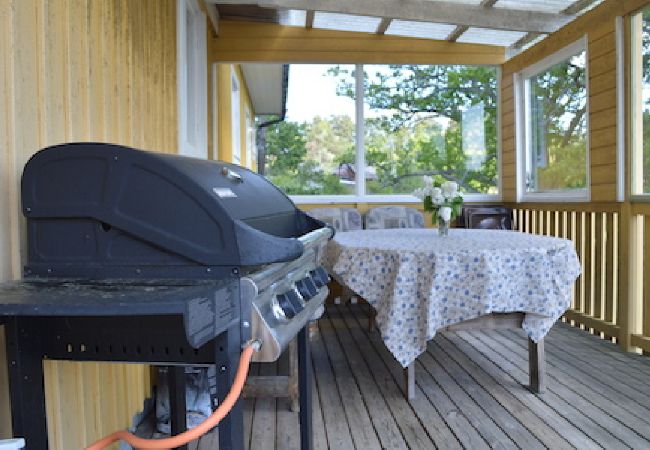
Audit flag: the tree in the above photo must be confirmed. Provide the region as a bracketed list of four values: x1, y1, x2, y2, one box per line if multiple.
[330, 65, 499, 193]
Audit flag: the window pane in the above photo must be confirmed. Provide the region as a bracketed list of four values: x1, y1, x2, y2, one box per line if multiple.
[360, 65, 499, 195]
[265, 64, 356, 195]
[526, 51, 587, 192]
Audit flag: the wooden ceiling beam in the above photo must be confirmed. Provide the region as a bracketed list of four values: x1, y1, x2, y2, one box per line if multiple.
[447, 0, 499, 42]
[376, 17, 392, 34]
[305, 10, 315, 28]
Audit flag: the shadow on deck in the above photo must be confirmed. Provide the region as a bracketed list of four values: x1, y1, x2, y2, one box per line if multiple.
[190, 303, 650, 449]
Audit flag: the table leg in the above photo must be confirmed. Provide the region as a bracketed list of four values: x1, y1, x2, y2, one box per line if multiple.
[528, 338, 546, 393]
[169, 366, 188, 450]
[216, 324, 245, 450]
[298, 325, 313, 450]
[403, 363, 415, 400]
[5, 318, 48, 450]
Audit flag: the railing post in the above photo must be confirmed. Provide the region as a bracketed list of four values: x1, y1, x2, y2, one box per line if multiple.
[618, 202, 640, 352]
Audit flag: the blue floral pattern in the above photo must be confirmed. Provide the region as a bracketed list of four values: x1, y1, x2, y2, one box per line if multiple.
[325, 228, 581, 367]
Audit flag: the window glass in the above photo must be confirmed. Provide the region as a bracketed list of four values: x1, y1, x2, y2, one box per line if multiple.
[265, 64, 356, 195]
[358, 65, 498, 195]
[524, 51, 587, 193]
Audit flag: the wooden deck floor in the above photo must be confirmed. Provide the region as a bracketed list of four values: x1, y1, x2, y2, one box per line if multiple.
[190, 303, 650, 449]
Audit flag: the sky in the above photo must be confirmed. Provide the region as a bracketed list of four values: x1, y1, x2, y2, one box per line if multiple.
[285, 64, 356, 123]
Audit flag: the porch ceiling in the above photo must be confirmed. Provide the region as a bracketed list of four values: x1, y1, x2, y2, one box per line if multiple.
[241, 63, 287, 116]
[209, 0, 603, 56]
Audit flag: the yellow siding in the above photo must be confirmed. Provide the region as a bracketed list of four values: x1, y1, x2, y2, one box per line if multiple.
[212, 21, 505, 65]
[501, 0, 650, 202]
[0, 0, 176, 445]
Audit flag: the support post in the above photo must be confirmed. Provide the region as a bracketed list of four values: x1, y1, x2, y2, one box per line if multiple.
[528, 337, 546, 393]
[288, 338, 299, 412]
[6, 318, 48, 450]
[216, 324, 245, 450]
[298, 325, 313, 450]
[403, 362, 415, 400]
[169, 366, 188, 450]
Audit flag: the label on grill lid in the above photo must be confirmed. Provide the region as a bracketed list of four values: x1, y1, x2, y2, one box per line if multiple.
[213, 187, 237, 198]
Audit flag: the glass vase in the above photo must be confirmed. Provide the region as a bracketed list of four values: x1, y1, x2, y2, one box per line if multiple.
[438, 219, 450, 236]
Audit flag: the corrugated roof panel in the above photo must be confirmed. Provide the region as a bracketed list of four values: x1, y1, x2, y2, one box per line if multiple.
[458, 27, 527, 46]
[385, 20, 457, 40]
[313, 12, 382, 33]
[278, 9, 306, 27]
[494, 0, 574, 13]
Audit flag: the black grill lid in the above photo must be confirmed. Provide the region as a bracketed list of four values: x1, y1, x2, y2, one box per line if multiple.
[21, 143, 324, 270]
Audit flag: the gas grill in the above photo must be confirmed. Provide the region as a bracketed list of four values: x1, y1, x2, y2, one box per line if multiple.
[0, 142, 332, 449]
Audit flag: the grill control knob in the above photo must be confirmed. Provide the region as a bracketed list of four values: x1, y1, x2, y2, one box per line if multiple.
[310, 267, 330, 288]
[276, 293, 296, 319]
[296, 277, 318, 301]
[271, 296, 289, 323]
[287, 288, 305, 313]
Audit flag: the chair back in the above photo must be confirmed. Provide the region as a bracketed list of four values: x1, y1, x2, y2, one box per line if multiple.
[364, 206, 424, 229]
[307, 207, 363, 232]
[461, 206, 512, 230]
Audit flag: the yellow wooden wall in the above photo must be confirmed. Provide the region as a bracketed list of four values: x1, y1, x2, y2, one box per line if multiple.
[0, 0, 178, 445]
[501, 0, 650, 202]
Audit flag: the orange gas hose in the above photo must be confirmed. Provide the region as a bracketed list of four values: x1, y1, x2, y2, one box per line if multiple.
[85, 342, 259, 450]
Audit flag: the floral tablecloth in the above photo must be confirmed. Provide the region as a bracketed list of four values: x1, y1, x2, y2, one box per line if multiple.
[324, 228, 581, 367]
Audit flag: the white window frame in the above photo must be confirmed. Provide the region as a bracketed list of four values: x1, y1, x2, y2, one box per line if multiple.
[290, 63, 502, 205]
[231, 69, 242, 165]
[245, 105, 255, 169]
[177, 0, 207, 159]
[515, 36, 590, 203]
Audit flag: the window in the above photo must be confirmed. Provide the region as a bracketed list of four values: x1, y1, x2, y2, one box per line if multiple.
[231, 70, 241, 164]
[362, 65, 498, 196]
[264, 64, 499, 201]
[265, 64, 356, 195]
[632, 9, 650, 195]
[177, 0, 207, 159]
[516, 38, 589, 201]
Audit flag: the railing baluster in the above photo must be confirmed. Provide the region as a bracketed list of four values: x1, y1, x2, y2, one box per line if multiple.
[594, 212, 603, 324]
[604, 213, 615, 338]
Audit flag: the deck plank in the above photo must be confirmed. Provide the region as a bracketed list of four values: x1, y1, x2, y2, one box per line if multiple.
[486, 330, 650, 448]
[328, 306, 440, 450]
[319, 312, 384, 449]
[434, 335, 573, 450]
[336, 306, 438, 450]
[197, 305, 650, 449]
[249, 361, 277, 450]
[442, 332, 599, 450]
[498, 329, 650, 435]
[310, 320, 355, 450]
[462, 329, 627, 448]
[311, 368, 329, 450]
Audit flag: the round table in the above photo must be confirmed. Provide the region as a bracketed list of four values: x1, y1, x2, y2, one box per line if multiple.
[325, 228, 581, 367]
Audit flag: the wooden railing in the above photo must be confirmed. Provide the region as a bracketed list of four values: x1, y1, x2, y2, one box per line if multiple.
[510, 203, 622, 342]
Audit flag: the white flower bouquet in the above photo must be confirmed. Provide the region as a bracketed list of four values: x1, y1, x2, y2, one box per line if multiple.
[413, 176, 464, 226]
